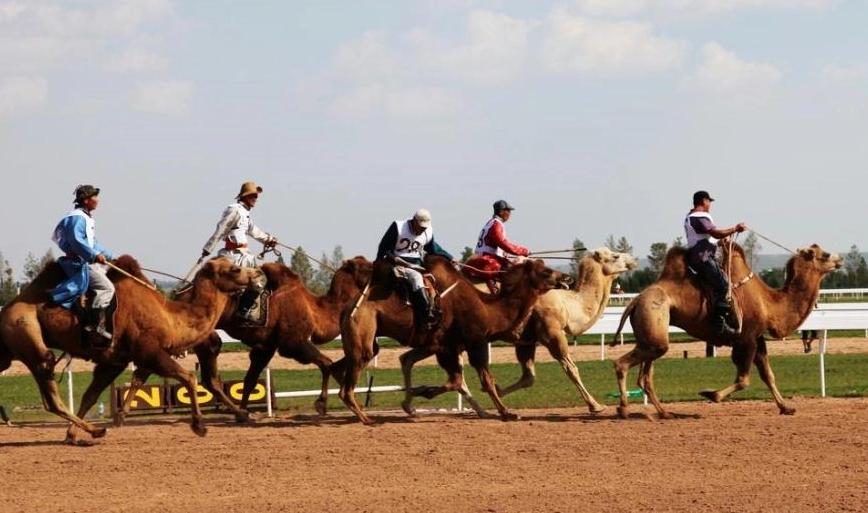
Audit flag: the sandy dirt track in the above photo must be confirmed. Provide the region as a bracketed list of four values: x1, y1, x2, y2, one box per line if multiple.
[2, 336, 866, 376]
[1, 398, 867, 513]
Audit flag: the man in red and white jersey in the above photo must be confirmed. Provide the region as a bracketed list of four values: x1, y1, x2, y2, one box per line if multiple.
[469, 200, 529, 292]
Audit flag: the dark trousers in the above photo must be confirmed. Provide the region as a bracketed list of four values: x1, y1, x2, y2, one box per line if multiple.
[689, 257, 731, 311]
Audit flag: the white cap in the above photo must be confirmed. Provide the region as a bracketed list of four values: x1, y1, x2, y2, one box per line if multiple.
[413, 208, 432, 228]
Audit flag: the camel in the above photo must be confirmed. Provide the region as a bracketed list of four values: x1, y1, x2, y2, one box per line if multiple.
[612, 242, 841, 419]
[492, 247, 637, 413]
[0, 256, 263, 444]
[190, 256, 373, 420]
[335, 256, 567, 425]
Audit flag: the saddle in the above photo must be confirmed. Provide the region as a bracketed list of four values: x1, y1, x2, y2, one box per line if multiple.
[72, 293, 119, 352]
[685, 262, 746, 336]
[235, 288, 271, 327]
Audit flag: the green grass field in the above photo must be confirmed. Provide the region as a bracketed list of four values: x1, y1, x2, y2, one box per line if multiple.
[2, 352, 866, 422]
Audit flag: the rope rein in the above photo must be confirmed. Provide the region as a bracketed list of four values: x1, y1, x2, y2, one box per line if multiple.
[106, 261, 158, 291]
[750, 229, 797, 255]
[140, 267, 191, 284]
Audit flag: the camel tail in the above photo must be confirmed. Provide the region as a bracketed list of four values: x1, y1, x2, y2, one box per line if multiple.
[610, 299, 637, 347]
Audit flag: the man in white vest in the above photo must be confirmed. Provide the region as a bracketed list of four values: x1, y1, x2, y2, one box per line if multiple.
[50, 185, 116, 347]
[201, 181, 275, 320]
[376, 209, 454, 329]
[685, 190, 747, 335]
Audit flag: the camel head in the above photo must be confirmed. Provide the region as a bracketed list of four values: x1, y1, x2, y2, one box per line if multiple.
[792, 244, 842, 277]
[588, 247, 638, 276]
[500, 258, 568, 294]
[195, 258, 266, 293]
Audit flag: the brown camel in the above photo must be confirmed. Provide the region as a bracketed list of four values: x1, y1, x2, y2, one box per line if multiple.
[0, 256, 262, 444]
[613, 242, 841, 419]
[493, 247, 637, 413]
[114, 256, 373, 424]
[335, 256, 567, 424]
[192, 256, 373, 419]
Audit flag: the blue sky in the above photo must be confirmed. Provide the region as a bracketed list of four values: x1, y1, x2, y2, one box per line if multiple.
[2, 0, 867, 277]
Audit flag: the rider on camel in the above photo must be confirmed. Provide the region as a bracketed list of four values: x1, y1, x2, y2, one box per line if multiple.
[467, 200, 529, 293]
[376, 209, 454, 329]
[684, 190, 747, 335]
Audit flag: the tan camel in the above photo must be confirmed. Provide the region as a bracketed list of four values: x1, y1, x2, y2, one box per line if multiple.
[613, 242, 841, 419]
[493, 247, 637, 413]
[335, 256, 567, 424]
[0, 256, 262, 444]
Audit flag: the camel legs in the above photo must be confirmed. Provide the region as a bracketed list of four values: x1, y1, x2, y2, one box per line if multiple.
[337, 350, 373, 425]
[238, 344, 277, 416]
[466, 342, 517, 421]
[636, 360, 672, 419]
[337, 317, 376, 424]
[279, 340, 335, 416]
[116, 366, 153, 425]
[398, 347, 487, 417]
[193, 334, 251, 422]
[753, 336, 795, 415]
[700, 342, 755, 403]
[545, 332, 605, 414]
[64, 362, 126, 444]
[498, 343, 537, 396]
[149, 351, 209, 436]
[615, 343, 668, 419]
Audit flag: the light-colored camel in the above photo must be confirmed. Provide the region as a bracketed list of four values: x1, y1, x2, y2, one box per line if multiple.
[495, 247, 637, 412]
[334, 257, 567, 424]
[0, 256, 262, 444]
[613, 242, 841, 419]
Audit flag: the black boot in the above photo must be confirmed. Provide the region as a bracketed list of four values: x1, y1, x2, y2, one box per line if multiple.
[713, 304, 738, 336]
[410, 289, 434, 330]
[85, 307, 113, 349]
[237, 288, 259, 321]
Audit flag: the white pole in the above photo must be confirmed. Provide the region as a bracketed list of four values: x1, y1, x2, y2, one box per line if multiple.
[265, 367, 273, 417]
[819, 330, 827, 398]
[67, 367, 74, 413]
[488, 343, 492, 366]
[600, 334, 605, 361]
[457, 392, 463, 412]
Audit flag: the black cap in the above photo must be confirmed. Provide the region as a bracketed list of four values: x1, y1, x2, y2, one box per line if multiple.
[692, 190, 714, 206]
[74, 184, 100, 203]
[493, 199, 515, 213]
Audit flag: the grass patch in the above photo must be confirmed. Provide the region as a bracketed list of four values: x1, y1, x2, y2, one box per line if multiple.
[2, 353, 866, 422]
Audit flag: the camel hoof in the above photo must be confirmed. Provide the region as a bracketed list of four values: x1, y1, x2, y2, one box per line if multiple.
[699, 390, 720, 403]
[616, 406, 630, 419]
[113, 415, 125, 427]
[588, 403, 607, 415]
[65, 436, 96, 447]
[92, 427, 107, 438]
[499, 411, 520, 422]
[658, 411, 674, 420]
[779, 405, 796, 416]
[401, 400, 417, 417]
[191, 421, 208, 437]
[234, 411, 253, 424]
[314, 399, 328, 417]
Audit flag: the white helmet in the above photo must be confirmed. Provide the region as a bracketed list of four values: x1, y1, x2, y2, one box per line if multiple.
[413, 208, 432, 228]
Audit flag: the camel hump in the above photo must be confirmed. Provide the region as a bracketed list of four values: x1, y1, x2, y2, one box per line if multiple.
[659, 247, 692, 280]
[107, 255, 149, 283]
[260, 262, 301, 289]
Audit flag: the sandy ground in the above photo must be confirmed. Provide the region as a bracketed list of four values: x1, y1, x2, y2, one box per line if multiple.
[3, 336, 865, 376]
[0, 397, 866, 513]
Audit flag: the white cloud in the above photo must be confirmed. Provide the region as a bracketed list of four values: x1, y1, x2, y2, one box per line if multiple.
[334, 31, 397, 82]
[130, 80, 193, 115]
[822, 64, 868, 84]
[542, 9, 687, 76]
[0, 76, 48, 116]
[683, 42, 781, 95]
[105, 48, 169, 73]
[573, 0, 840, 17]
[328, 84, 459, 119]
[425, 9, 532, 84]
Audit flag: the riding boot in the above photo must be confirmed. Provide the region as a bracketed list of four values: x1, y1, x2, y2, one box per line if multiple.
[410, 289, 432, 330]
[86, 307, 113, 349]
[237, 288, 260, 321]
[713, 304, 738, 336]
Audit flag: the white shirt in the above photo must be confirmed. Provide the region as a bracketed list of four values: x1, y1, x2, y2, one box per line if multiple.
[203, 202, 272, 253]
[392, 219, 432, 260]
